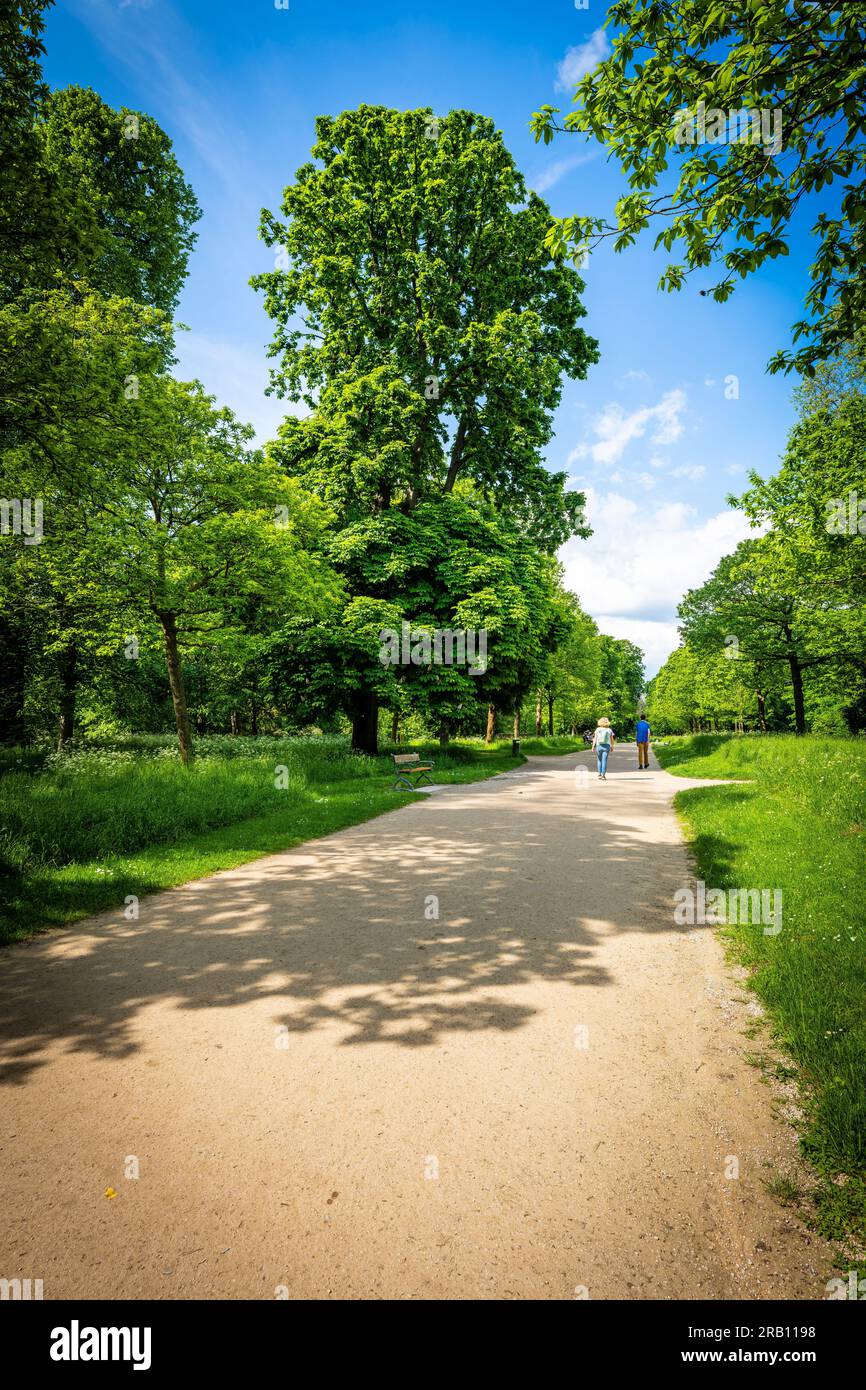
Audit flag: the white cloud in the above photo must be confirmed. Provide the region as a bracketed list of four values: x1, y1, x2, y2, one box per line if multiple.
[594, 617, 682, 682]
[671, 463, 706, 481]
[620, 369, 651, 385]
[571, 388, 687, 467]
[555, 30, 611, 93]
[559, 489, 759, 675]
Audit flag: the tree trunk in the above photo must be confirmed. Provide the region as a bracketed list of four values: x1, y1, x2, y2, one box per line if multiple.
[159, 612, 194, 765]
[56, 640, 77, 751]
[485, 703, 496, 745]
[250, 697, 259, 736]
[439, 721, 449, 750]
[548, 695, 554, 737]
[351, 690, 379, 755]
[755, 688, 767, 734]
[390, 710, 399, 743]
[788, 653, 806, 735]
[230, 710, 240, 735]
[513, 704, 521, 740]
[0, 610, 27, 744]
[534, 691, 542, 737]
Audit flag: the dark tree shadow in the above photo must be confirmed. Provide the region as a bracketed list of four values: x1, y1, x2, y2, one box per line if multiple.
[0, 753, 723, 1082]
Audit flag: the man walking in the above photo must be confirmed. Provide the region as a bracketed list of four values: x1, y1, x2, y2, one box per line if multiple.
[636, 715, 651, 769]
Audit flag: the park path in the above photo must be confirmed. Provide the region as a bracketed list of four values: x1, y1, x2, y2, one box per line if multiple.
[0, 749, 832, 1300]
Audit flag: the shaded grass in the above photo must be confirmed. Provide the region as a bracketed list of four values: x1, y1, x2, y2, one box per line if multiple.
[0, 736, 521, 944]
[656, 733, 866, 1258]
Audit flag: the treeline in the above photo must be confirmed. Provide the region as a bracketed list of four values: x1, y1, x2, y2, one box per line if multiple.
[648, 352, 866, 736]
[0, 5, 640, 761]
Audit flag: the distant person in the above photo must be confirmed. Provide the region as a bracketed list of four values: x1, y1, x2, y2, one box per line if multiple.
[582, 727, 593, 747]
[636, 715, 651, 769]
[592, 718, 615, 780]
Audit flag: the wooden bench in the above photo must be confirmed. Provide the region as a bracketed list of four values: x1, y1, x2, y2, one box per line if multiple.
[391, 752, 435, 790]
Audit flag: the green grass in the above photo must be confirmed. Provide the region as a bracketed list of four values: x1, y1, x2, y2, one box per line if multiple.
[655, 733, 866, 1258]
[461, 733, 588, 755]
[0, 735, 521, 945]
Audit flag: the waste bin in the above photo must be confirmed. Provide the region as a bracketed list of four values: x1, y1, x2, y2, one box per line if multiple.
[511, 739, 520, 756]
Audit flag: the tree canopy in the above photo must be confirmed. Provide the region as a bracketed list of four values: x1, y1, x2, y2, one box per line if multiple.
[532, 0, 866, 374]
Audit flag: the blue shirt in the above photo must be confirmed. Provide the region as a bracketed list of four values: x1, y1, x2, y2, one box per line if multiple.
[636, 719, 650, 742]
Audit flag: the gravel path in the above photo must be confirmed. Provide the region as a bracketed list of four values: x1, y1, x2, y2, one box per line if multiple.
[0, 749, 833, 1299]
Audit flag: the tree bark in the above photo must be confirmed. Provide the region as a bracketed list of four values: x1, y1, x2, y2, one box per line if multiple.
[534, 691, 542, 737]
[755, 688, 767, 734]
[548, 694, 554, 737]
[513, 704, 521, 740]
[485, 703, 496, 745]
[0, 610, 27, 744]
[390, 710, 399, 743]
[439, 721, 449, 750]
[788, 653, 806, 735]
[56, 640, 77, 751]
[159, 612, 194, 765]
[230, 710, 239, 735]
[351, 690, 379, 755]
[443, 417, 468, 493]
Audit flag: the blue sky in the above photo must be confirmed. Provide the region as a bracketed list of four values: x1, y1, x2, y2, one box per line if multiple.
[45, 0, 824, 675]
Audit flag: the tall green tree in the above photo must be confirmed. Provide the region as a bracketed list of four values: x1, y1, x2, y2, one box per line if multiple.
[254, 106, 598, 751]
[36, 86, 200, 314]
[678, 536, 848, 735]
[91, 378, 339, 763]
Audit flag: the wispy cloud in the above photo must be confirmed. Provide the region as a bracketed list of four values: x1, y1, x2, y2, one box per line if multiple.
[67, 0, 248, 187]
[568, 389, 688, 468]
[555, 29, 610, 94]
[530, 149, 597, 194]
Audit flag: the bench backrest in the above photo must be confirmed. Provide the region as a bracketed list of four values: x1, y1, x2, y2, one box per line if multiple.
[392, 752, 422, 765]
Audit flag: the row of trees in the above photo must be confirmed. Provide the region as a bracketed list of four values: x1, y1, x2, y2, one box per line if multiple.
[1, 5, 643, 760]
[536, 0, 865, 736]
[648, 351, 866, 735]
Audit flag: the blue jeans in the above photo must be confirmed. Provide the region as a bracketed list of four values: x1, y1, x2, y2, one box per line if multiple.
[596, 745, 609, 776]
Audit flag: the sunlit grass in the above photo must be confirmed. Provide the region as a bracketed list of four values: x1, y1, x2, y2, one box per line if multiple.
[656, 733, 866, 1255]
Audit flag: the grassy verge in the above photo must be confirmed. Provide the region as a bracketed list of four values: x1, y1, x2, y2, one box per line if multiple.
[0, 736, 521, 945]
[655, 733, 866, 1261]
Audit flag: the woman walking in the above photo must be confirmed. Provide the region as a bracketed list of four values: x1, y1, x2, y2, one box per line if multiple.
[592, 717, 615, 780]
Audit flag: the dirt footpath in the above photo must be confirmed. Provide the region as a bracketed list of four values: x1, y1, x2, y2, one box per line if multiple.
[0, 750, 833, 1300]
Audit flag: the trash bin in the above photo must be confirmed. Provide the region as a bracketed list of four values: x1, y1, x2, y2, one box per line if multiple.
[511, 739, 520, 756]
